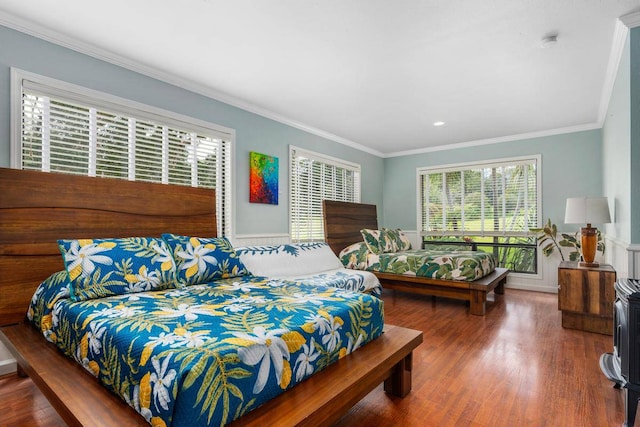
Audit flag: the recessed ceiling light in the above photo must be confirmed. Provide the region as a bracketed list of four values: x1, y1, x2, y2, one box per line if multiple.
[433, 121, 445, 127]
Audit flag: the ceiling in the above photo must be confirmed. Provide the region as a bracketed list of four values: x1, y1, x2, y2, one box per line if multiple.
[1, 1, 639, 156]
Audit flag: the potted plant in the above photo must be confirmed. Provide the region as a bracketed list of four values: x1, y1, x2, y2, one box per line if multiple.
[530, 218, 605, 261]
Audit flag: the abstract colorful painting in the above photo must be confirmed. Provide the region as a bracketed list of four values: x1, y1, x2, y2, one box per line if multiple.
[250, 151, 278, 204]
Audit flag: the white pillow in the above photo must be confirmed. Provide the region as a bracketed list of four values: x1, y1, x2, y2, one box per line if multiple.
[235, 242, 343, 278]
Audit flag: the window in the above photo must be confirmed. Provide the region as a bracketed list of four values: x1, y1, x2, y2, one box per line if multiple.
[289, 146, 361, 242]
[12, 69, 233, 236]
[417, 156, 541, 273]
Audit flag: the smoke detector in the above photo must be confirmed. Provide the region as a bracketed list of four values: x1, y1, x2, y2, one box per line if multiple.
[541, 34, 558, 48]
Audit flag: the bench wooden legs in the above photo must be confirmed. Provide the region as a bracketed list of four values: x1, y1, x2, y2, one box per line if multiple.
[470, 290, 487, 316]
[470, 275, 508, 315]
[384, 352, 413, 397]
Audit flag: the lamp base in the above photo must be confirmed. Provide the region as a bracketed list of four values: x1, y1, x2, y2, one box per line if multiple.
[580, 225, 598, 266]
[579, 261, 600, 268]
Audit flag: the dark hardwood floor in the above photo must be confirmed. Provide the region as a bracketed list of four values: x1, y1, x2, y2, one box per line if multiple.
[0, 288, 626, 426]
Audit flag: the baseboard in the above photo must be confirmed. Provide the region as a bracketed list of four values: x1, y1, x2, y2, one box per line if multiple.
[505, 281, 557, 294]
[0, 358, 17, 376]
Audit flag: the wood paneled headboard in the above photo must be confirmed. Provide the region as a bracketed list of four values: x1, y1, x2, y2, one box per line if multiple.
[322, 200, 378, 256]
[0, 168, 217, 326]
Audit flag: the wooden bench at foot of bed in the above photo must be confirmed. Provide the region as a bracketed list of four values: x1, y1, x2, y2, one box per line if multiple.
[0, 322, 422, 427]
[375, 267, 509, 316]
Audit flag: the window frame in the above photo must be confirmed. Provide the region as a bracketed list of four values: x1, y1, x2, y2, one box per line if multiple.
[416, 155, 542, 277]
[289, 145, 361, 242]
[415, 155, 542, 237]
[10, 68, 235, 237]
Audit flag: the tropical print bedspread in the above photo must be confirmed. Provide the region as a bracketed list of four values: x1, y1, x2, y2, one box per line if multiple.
[340, 243, 496, 281]
[282, 269, 381, 297]
[28, 274, 384, 426]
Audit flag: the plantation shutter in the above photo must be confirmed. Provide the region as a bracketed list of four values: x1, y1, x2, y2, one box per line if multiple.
[18, 74, 233, 236]
[418, 157, 539, 237]
[289, 146, 361, 242]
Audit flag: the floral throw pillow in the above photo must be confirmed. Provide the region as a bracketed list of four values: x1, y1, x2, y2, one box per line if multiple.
[360, 229, 383, 254]
[383, 228, 412, 251]
[378, 229, 400, 253]
[339, 242, 370, 269]
[58, 237, 177, 301]
[397, 229, 413, 251]
[162, 234, 249, 286]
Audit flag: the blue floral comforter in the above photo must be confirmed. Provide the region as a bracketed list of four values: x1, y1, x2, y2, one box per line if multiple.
[28, 274, 384, 426]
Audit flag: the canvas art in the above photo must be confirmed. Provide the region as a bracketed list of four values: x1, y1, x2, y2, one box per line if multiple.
[250, 151, 278, 204]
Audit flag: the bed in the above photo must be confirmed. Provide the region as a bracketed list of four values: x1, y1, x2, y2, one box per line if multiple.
[322, 200, 509, 316]
[0, 168, 423, 426]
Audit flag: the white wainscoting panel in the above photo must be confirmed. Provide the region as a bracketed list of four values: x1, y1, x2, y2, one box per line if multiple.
[604, 236, 630, 279]
[628, 244, 640, 279]
[0, 342, 16, 375]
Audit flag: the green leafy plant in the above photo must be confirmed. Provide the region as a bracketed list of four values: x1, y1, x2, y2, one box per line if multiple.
[530, 218, 605, 262]
[530, 219, 565, 260]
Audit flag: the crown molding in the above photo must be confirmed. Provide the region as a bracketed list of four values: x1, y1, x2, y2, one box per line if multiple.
[597, 19, 630, 125]
[597, 10, 640, 128]
[620, 11, 640, 28]
[0, 11, 383, 158]
[1, 9, 634, 160]
[384, 122, 601, 158]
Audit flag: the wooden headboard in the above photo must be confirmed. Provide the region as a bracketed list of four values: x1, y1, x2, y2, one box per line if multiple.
[0, 168, 217, 326]
[322, 200, 378, 256]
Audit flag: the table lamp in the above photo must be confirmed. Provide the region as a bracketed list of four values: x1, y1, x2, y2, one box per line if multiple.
[564, 197, 611, 267]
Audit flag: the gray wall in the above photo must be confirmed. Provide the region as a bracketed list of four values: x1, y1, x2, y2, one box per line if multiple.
[603, 33, 631, 244]
[0, 25, 384, 236]
[631, 27, 640, 244]
[382, 129, 603, 232]
[0, 23, 632, 245]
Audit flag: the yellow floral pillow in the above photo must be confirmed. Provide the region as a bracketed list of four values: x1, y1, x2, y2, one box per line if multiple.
[58, 237, 178, 301]
[27, 270, 70, 341]
[162, 234, 249, 286]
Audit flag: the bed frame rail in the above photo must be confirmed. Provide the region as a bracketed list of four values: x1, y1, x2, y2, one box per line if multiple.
[1, 323, 422, 427]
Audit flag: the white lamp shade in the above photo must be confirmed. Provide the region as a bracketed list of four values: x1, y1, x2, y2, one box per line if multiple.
[564, 197, 611, 225]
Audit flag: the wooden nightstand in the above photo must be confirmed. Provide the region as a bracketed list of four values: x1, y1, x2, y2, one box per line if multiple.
[557, 261, 616, 335]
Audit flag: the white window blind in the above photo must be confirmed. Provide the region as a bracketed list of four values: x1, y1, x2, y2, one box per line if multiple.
[289, 146, 361, 242]
[16, 72, 233, 236]
[418, 156, 540, 237]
